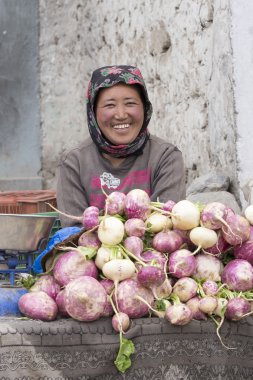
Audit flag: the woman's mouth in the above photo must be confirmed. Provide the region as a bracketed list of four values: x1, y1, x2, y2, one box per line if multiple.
[112, 124, 130, 130]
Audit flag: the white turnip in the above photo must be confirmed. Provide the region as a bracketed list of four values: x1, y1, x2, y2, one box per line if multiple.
[245, 204, 253, 225]
[200, 202, 228, 230]
[98, 216, 125, 245]
[171, 200, 200, 230]
[145, 212, 172, 233]
[165, 302, 193, 325]
[193, 253, 224, 282]
[172, 277, 198, 302]
[189, 226, 218, 254]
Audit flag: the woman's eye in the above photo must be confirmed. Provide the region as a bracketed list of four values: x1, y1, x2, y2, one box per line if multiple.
[105, 103, 115, 108]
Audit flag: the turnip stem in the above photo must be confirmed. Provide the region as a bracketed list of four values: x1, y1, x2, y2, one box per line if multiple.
[134, 295, 163, 317]
[119, 244, 147, 266]
[45, 203, 82, 221]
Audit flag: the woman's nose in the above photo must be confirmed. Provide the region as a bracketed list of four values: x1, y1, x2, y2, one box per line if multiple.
[114, 104, 127, 119]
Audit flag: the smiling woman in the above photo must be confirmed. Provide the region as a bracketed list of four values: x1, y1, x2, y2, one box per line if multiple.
[56, 65, 186, 227]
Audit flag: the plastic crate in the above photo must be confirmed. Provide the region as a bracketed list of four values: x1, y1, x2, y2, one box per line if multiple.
[0, 190, 57, 214]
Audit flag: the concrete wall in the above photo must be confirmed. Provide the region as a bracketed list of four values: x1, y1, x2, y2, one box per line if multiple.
[0, 0, 41, 190]
[38, 0, 248, 207]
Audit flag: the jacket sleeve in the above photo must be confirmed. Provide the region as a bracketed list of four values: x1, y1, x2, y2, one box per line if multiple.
[56, 151, 89, 227]
[150, 147, 186, 203]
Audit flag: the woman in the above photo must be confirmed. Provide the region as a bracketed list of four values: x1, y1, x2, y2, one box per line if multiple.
[56, 65, 186, 227]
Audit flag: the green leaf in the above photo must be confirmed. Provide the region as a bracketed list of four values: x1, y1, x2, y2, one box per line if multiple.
[114, 336, 135, 373]
[154, 299, 167, 311]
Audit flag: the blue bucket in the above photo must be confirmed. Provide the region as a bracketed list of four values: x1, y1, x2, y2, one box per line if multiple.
[0, 286, 28, 316]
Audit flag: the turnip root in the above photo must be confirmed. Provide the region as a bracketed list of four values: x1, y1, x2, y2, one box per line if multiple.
[172, 277, 198, 302]
[112, 312, 130, 333]
[165, 302, 193, 325]
[105, 191, 126, 216]
[137, 265, 166, 298]
[234, 229, 253, 265]
[145, 212, 172, 233]
[116, 278, 154, 318]
[123, 236, 143, 259]
[53, 248, 98, 286]
[168, 249, 197, 278]
[189, 226, 218, 254]
[186, 296, 207, 320]
[245, 204, 253, 225]
[124, 189, 151, 220]
[200, 202, 228, 230]
[171, 200, 200, 230]
[225, 297, 251, 320]
[55, 289, 69, 317]
[221, 259, 253, 291]
[140, 250, 167, 271]
[98, 216, 125, 245]
[154, 278, 173, 299]
[193, 253, 224, 282]
[29, 274, 60, 300]
[222, 210, 250, 246]
[95, 245, 123, 270]
[18, 291, 58, 321]
[199, 296, 218, 315]
[152, 230, 183, 253]
[65, 276, 107, 321]
[202, 280, 219, 296]
[78, 231, 101, 248]
[124, 218, 146, 237]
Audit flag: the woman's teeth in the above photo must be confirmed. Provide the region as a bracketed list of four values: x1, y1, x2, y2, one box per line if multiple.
[113, 124, 130, 129]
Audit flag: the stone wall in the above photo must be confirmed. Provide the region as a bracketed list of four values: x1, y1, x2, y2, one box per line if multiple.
[40, 0, 237, 197]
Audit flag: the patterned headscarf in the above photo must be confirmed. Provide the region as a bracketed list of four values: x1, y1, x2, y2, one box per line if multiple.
[86, 65, 153, 158]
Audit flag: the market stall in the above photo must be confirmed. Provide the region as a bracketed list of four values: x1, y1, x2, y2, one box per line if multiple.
[1, 316, 253, 380]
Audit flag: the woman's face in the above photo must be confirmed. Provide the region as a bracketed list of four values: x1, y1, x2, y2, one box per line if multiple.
[95, 83, 144, 145]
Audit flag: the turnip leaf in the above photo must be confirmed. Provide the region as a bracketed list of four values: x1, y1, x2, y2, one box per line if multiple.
[114, 334, 135, 373]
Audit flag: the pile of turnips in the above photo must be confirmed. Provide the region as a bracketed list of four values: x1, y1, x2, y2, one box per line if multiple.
[18, 189, 253, 373]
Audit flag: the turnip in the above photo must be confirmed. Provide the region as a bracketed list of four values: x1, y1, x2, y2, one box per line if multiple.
[202, 280, 219, 296]
[53, 247, 98, 286]
[140, 250, 167, 271]
[200, 202, 228, 230]
[168, 249, 197, 278]
[193, 253, 224, 281]
[29, 274, 60, 300]
[100, 279, 114, 317]
[55, 289, 69, 317]
[165, 299, 193, 325]
[124, 189, 151, 220]
[186, 296, 207, 320]
[204, 231, 230, 256]
[116, 278, 154, 318]
[95, 245, 123, 270]
[162, 200, 176, 212]
[221, 259, 253, 291]
[123, 236, 143, 259]
[65, 276, 107, 321]
[234, 228, 253, 265]
[98, 216, 125, 245]
[198, 296, 218, 315]
[78, 231, 101, 249]
[245, 204, 253, 225]
[137, 265, 166, 299]
[213, 297, 228, 318]
[145, 212, 172, 233]
[222, 210, 250, 246]
[105, 191, 126, 216]
[124, 218, 146, 237]
[225, 297, 251, 321]
[154, 278, 173, 299]
[47, 203, 99, 230]
[18, 291, 58, 321]
[152, 230, 183, 253]
[189, 226, 218, 254]
[102, 259, 136, 310]
[112, 312, 130, 333]
[171, 200, 200, 230]
[172, 277, 198, 302]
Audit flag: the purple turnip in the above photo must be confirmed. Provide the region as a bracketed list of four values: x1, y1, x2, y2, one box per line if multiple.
[112, 312, 130, 333]
[225, 297, 251, 320]
[200, 202, 228, 230]
[78, 231, 101, 248]
[222, 210, 250, 246]
[29, 274, 60, 300]
[65, 276, 107, 321]
[123, 236, 144, 259]
[124, 189, 151, 220]
[152, 230, 183, 253]
[124, 218, 146, 237]
[168, 249, 197, 278]
[18, 291, 58, 321]
[221, 259, 253, 291]
[55, 289, 69, 317]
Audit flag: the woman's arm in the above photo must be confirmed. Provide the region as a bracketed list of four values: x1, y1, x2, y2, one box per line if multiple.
[56, 151, 89, 227]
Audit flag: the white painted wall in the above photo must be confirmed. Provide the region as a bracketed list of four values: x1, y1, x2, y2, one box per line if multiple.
[39, 0, 252, 207]
[231, 0, 253, 207]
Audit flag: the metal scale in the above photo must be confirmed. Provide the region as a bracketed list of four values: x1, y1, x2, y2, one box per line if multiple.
[0, 214, 56, 285]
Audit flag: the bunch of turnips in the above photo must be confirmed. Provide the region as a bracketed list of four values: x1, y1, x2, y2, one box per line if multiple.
[18, 189, 253, 373]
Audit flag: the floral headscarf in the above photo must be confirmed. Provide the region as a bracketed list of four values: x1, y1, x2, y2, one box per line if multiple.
[86, 65, 153, 158]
